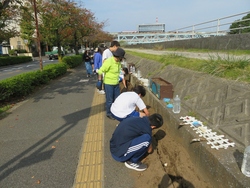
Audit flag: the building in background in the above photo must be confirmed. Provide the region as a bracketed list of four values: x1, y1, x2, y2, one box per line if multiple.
[138, 23, 165, 33]
[10, 36, 29, 52]
[5, 0, 30, 54]
[0, 41, 10, 55]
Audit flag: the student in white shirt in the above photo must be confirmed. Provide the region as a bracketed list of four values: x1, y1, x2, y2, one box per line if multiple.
[110, 85, 150, 122]
[102, 41, 120, 63]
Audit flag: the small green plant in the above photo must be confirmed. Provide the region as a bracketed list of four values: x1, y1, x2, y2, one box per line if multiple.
[184, 95, 191, 100]
[153, 44, 164, 50]
[168, 53, 183, 58]
[127, 49, 250, 83]
[187, 111, 199, 119]
[201, 54, 250, 80]
[0, 105, 11, 119]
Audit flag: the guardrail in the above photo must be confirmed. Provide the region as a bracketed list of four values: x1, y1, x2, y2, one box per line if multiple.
[117, 11, 250, 44]
[170, 11, 250, 35]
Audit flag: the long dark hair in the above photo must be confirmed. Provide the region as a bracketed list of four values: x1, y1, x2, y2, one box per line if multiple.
[97, 47, 103, 55]
[122, 67, 129, 75]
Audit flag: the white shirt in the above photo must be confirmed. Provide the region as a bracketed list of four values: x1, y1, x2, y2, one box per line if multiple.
[102, 49, 113, 62]
[110, 92, 146, 118]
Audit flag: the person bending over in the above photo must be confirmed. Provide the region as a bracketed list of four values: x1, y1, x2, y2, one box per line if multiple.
[110, 113, 163, 171]
[110, 85, 150, 122]
[119, 67, 129, 91]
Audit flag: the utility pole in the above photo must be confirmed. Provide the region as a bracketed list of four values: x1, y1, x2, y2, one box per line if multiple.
[33, 0, 43, 70]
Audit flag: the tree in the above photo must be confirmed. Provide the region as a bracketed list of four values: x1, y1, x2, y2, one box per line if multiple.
[19, 0, 112, 58]
[229, 13, 250, 34]
[19, 1, 35, 48]
[0, 0, 21, 43]
[38, 0, 111, 56]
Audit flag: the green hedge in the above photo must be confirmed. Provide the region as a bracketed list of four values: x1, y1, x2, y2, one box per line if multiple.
[9, 49, 27, 55]
[0, 56, 32, 66]
[0, 54, 82, 103]
[0, 54, 82, 68]
[61, 55, 82, 68]
[0, 63, 67, 103]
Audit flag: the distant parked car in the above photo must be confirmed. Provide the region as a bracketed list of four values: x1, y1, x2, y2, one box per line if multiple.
[45, 46, 65, 60]
[48, 50, 64, 60]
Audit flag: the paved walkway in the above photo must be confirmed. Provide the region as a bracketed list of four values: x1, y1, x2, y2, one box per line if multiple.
[125, 48, 250, 60]
[0, 64, 133, 188]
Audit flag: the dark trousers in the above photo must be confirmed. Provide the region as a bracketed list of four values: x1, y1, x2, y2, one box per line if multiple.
[111, 134, 151, 163]
[104, 84, 120, 116]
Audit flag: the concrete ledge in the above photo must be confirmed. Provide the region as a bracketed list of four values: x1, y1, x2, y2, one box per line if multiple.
[127, 54, 250, 187]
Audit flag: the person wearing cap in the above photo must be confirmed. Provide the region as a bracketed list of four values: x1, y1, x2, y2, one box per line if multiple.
[99, 41, 120, 94]
[97, 48, 126, 120]
[110, 113, 164, 171]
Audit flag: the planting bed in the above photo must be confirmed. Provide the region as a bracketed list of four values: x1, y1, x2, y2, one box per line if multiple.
[132, 107, 213, 188]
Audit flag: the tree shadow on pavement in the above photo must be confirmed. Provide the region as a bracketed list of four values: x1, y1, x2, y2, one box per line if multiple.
[0, 102, 104, 181]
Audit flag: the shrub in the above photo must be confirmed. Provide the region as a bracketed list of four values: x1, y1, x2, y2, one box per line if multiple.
[201, 55, 250, 77]
[61, 55, 82, 68]
[9, 49, 27, 55]
[0, 56, 32, 66]
[0, 63, 67, 103]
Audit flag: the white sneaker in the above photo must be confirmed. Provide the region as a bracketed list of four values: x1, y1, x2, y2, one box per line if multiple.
[98, 90, 105, 94]
[125, 161, 147, 171]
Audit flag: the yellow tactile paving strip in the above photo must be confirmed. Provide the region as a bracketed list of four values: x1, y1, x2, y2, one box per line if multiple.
[73, 91, 105, 188]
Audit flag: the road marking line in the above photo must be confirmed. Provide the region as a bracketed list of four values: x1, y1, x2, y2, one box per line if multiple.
[73, 91, 105, 188]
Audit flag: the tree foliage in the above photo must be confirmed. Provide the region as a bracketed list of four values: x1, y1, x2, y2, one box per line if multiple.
[0, 0, 21, 43]
[19, 0, 112, 57]
[19, 1, 35, 46]
[229, 13, 250, 34]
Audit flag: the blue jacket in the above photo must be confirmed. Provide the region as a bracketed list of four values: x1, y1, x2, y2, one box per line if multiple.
[94, 52, 102, 70]
[110, 116, 152, 157]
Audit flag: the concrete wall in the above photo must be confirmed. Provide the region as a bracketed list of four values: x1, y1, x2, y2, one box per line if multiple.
[127, 33, 250, 50]
[126, 54, 250, 187]
[126, 54, 250, 149]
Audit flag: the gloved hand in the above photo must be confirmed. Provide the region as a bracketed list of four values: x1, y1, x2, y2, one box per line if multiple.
[96, 80, 102, 90]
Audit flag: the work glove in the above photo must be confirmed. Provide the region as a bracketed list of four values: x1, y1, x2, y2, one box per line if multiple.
[96, 80, 102, 90]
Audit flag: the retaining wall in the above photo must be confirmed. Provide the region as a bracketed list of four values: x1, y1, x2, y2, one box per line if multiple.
[126, 53, 250, 188]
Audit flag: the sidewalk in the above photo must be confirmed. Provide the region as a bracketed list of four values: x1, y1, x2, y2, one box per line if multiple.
[0, 64, 133, 188]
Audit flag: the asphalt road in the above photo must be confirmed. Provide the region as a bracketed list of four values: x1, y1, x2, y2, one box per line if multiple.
[0, 63, 133, 188]
[0, 64, 93, 187]
[0, 57, 59, 81]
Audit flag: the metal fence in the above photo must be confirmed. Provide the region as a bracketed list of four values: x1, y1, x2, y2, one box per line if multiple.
[117, 11, 250, 44]
[170, 11, 250, 35]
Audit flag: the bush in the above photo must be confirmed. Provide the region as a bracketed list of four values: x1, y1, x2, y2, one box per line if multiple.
[61, 55, 82, 68]
[9, 49, 27, 55]
[0, 56, 32, 66]
[0, 63, 67, 103]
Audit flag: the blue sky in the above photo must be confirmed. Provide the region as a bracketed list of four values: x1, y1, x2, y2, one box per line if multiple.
[78, 0, 250, 33]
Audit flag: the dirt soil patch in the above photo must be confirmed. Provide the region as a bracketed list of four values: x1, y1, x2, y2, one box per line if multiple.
[132, 107, 213, 188]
